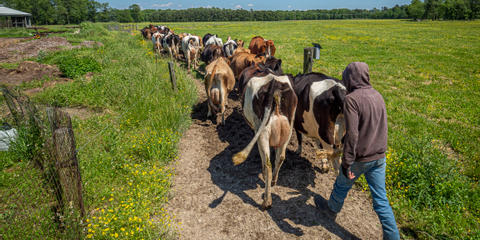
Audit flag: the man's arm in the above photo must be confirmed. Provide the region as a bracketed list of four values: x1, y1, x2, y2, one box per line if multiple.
[342, 96, 359, 169]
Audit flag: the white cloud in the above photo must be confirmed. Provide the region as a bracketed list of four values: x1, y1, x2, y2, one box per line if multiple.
[247, 3, 254, 7]
[288, 5, 292, 8]
[152, 2, 173, 8]
[234, 4, 242, 9]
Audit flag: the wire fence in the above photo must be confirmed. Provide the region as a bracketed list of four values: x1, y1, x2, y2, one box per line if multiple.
[1, 87, 84, 238]
[0, 23, 180, 238]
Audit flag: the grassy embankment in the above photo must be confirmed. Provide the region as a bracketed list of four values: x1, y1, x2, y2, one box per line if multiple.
[0, 22, 196, 239]
[160, 19, 480, 239]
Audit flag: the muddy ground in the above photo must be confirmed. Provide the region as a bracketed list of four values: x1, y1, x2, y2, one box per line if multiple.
[0, 36, 102, 63]
[0, 61, 70, 88]
[0, 36, 102, 120]
[0, 36, 103, 93]
[168, 76, 383, 239]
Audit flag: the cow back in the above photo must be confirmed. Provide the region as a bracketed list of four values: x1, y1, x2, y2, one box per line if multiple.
[202, 33, 213, 46]
[248, 36, 266, 55]
[238, 57, 283, 96]
[245, 74, 297, 126]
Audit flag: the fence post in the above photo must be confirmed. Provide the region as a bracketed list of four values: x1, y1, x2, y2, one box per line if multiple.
[303, 47, 314, 74]
[47, 107, 85, 222]
[1, 88, 21, 125]
[168, 61, 177, 92]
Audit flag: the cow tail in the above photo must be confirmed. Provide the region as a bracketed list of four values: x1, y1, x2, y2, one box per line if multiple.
[232, 81, 276, 166]
[207, 64, 219, 112]
[232, 105, 273, 165]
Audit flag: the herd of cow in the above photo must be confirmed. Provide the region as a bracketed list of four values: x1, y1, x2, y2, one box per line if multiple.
[141, 24, 347, 210]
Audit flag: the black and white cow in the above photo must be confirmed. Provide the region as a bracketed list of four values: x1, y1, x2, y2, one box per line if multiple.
[200, 44, 224, 65]
[202, 33, 214, 46]
[233, 74, 297, 210]
[157, 25, 170, 34]
[222, 36, 238, 58]
[293, 72, 347, 173]
[203, 33, 223, 47]
[181, 34, 201, 72]
[152, 31, 164, 55]
[162, 32, 180, 59]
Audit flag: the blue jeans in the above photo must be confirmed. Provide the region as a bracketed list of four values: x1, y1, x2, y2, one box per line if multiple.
[328, 157, 400, 240]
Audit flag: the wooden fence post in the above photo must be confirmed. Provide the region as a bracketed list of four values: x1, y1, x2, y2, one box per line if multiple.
[1, 88, 21, 125]
[47, 107, 85, 220]
[168, 61, 177, 92]
[303, 47, 314, 74]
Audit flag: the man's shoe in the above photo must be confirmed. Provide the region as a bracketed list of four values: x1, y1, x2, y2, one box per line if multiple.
[314, 196, 337, 219]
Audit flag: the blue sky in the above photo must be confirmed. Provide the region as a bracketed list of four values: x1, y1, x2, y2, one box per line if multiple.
[98, 0, 411, 10]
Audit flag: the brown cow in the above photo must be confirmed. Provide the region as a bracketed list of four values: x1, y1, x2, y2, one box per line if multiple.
[233, 46, 250, 55]
[230, 52, 266, 79]
[204, 57, 235, 125]
[233, 73, 297, 210]
[237, 39, 245, 48]
[141, 28, 152, 40]
[248, 36, 276, 58]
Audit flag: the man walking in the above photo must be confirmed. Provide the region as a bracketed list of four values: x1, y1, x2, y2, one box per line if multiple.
[316, 62, 400, 240]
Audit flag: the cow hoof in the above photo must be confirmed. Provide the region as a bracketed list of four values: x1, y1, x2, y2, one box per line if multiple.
[321, 164, 330, 173]
[261, 201, 272, 211]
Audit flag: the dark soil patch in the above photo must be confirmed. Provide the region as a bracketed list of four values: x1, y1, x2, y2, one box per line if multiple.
[0, 36, 103, 63]
[0, 61, 71, 88]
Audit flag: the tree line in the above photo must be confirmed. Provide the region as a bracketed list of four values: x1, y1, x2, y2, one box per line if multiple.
[1, 0, 478, 25]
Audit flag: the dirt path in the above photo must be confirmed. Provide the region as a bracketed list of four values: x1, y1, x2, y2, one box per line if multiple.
[168, 76, 383, 239]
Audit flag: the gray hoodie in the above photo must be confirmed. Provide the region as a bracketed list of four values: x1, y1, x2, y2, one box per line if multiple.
[342, 62, 387, 167]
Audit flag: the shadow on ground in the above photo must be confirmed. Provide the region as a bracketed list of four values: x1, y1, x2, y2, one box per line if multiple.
[190, 93, 359, 238]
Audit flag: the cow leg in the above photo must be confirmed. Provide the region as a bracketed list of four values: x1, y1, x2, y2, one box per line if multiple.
[168, 48, 173, 59]
[273, 122, 293, 186]
[272, 141, 288, 187]
[220, 82, 226, 125]
[295, 129, 303, 154]
[207, 101, 212, 118]
[257, 134, 272, 210]
[194, 51, 199, 70]
[186, 51, 191, 73]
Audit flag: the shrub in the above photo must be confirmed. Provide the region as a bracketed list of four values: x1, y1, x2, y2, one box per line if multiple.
[57, 55, 102, 78]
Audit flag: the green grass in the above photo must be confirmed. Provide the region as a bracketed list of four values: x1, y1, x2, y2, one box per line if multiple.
[158, 19, 480, 239]
[1, 22, 196, 239]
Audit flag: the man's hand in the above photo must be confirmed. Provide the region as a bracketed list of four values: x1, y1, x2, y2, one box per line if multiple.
[341, 165, 355, 180]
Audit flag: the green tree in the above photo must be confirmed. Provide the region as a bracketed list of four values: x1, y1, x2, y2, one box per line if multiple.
[116, 9, 133, 23]
[129, 4, 141, 22]
[424, 0, 446, 20]
[408, 0, 426, 20]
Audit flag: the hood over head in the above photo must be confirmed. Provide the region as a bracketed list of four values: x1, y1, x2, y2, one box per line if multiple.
[342, 62, 371, 93]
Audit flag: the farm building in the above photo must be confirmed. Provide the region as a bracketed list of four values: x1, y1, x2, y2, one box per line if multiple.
[0, 5, 32, 28]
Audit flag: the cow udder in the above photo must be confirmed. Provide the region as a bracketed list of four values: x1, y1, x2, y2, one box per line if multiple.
[269, 115, 290, 148]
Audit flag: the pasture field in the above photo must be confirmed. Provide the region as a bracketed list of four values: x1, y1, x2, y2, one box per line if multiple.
[0, 20, 478, 239]
[161, 19, 480, 239]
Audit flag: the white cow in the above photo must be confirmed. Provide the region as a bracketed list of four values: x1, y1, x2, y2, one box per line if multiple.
[181, 34, 201, 72]
[233, 73, 297, 210]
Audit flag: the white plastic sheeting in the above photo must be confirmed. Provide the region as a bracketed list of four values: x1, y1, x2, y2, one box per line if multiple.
[0, 128, 17, 151]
